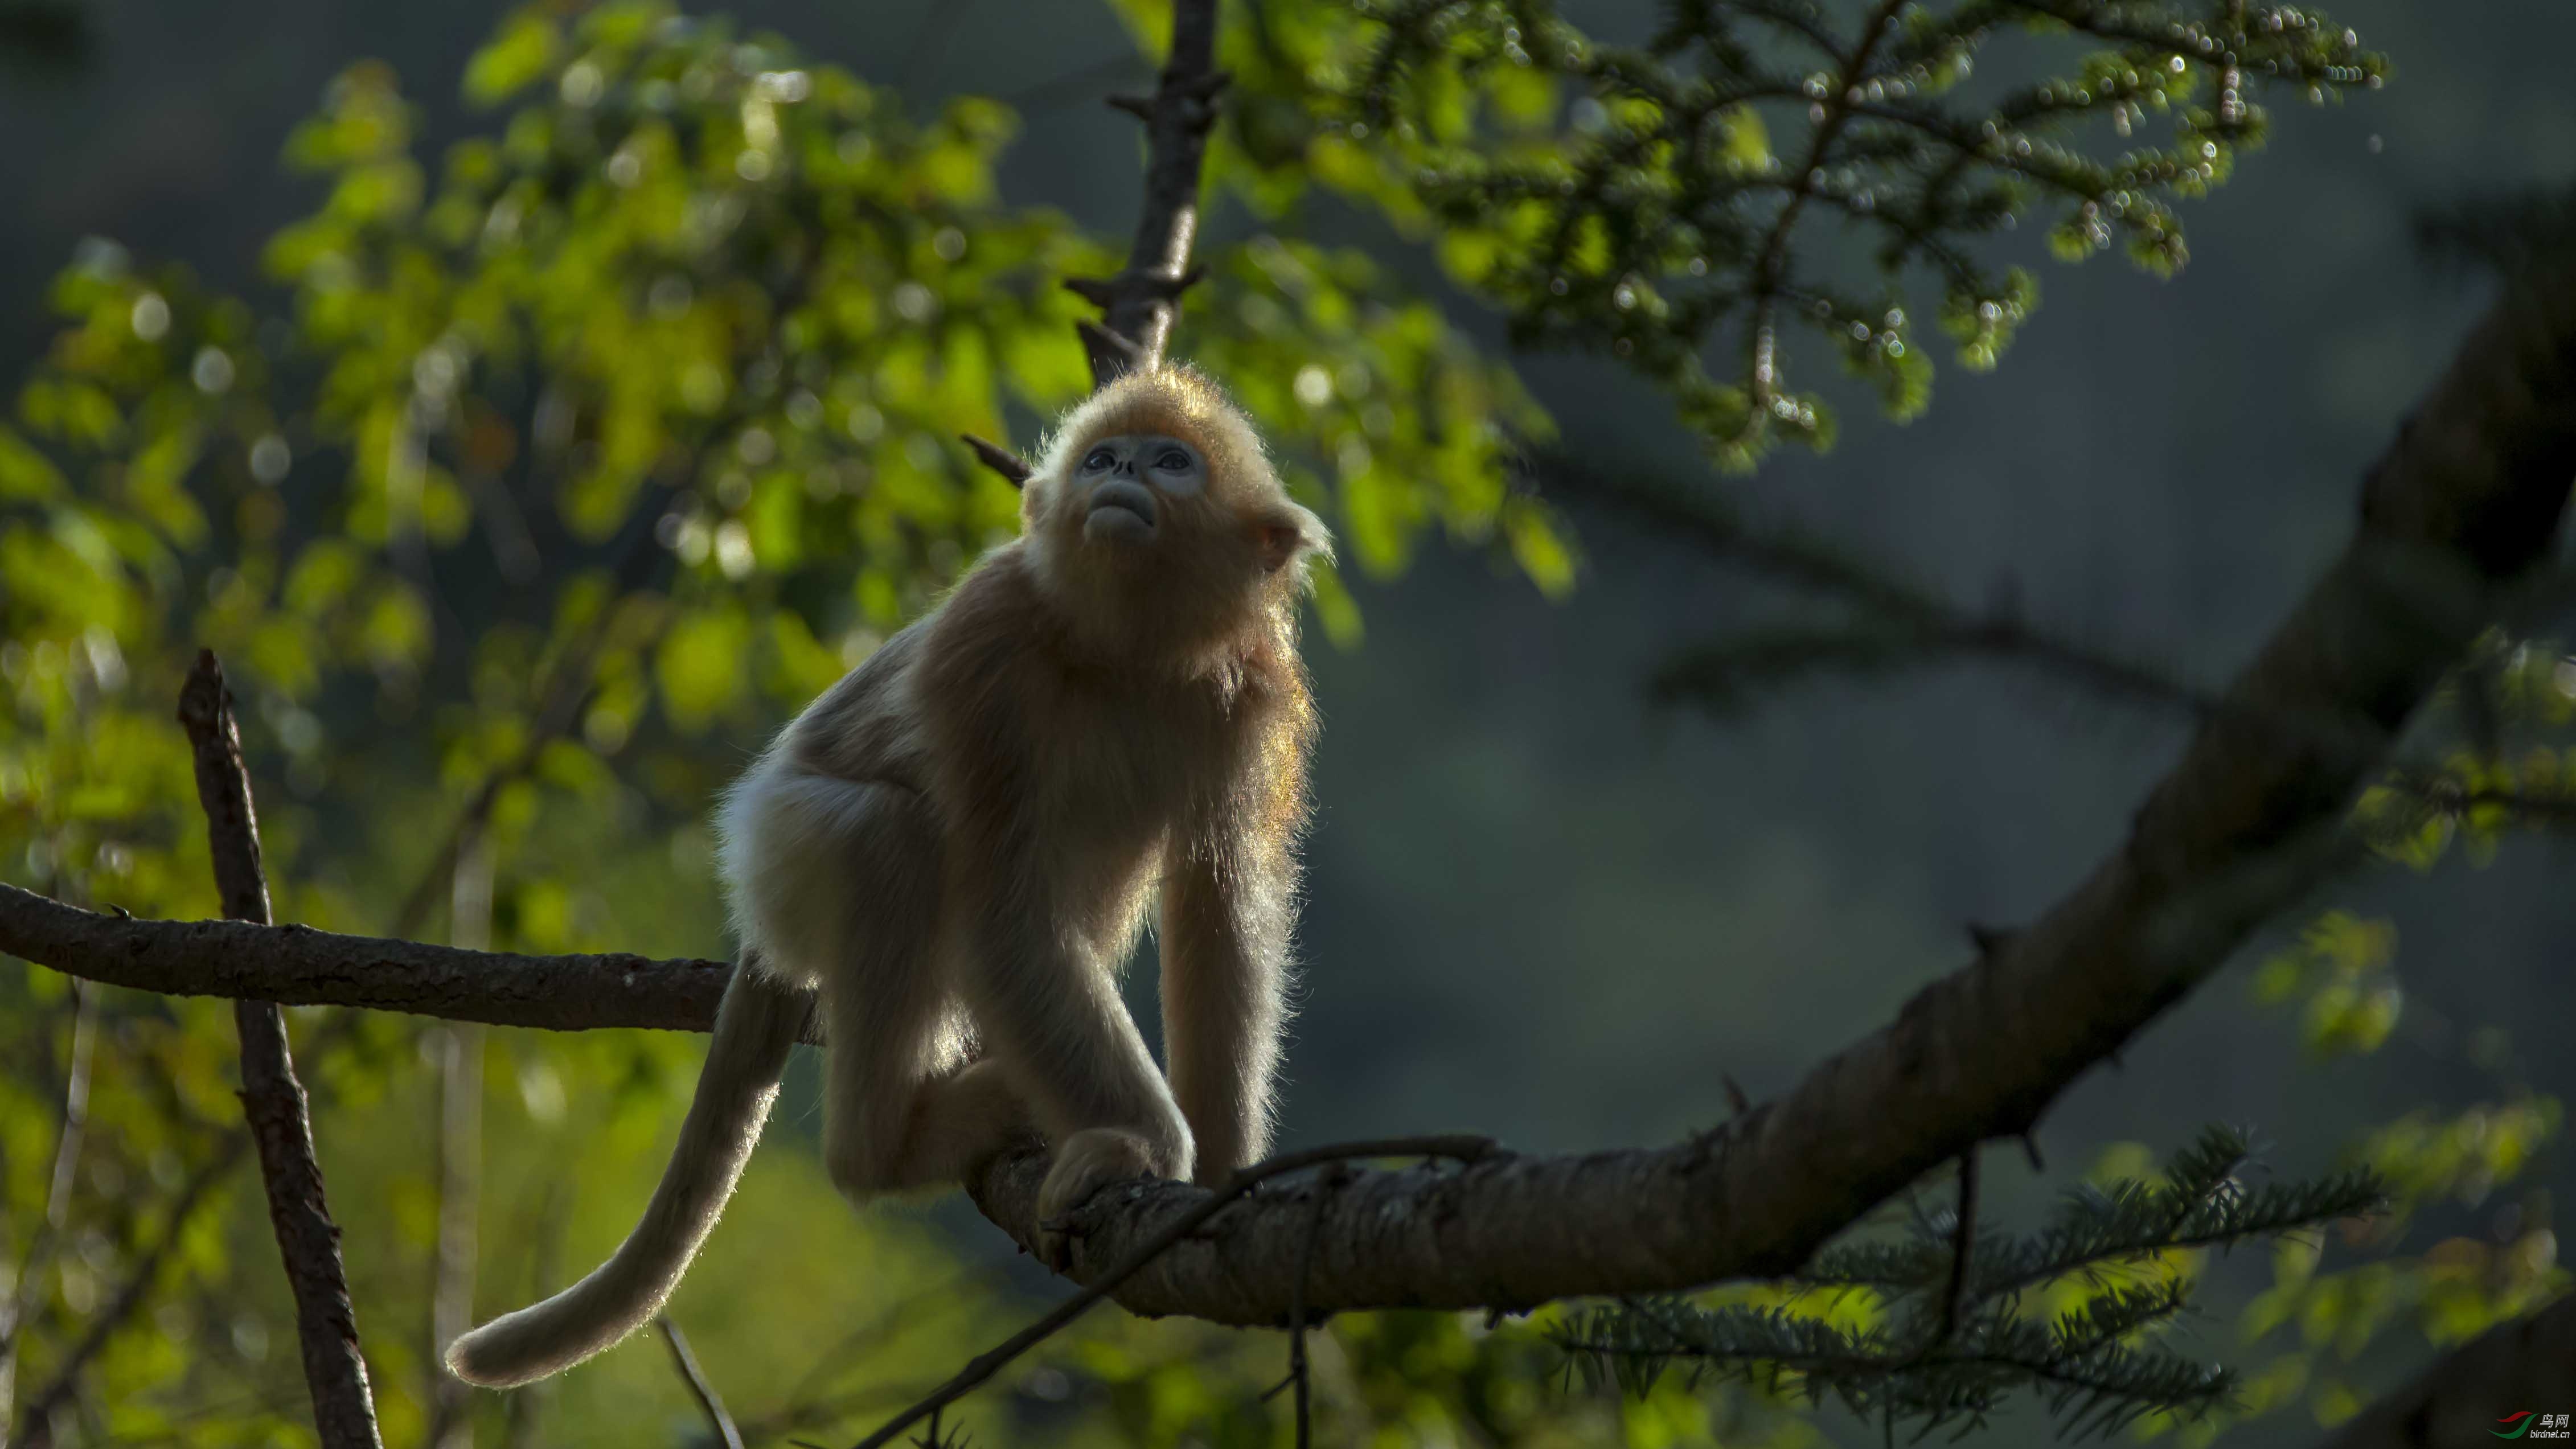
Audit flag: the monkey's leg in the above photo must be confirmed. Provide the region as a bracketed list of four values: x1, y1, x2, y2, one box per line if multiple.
[803, 782, 974, 1204]
[954, 920, 1193, 1262]
[887, 1055, 1031, 1183]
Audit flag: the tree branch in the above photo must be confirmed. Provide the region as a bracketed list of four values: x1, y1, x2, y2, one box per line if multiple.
[1080, 0, 1224, 381]
[854, 1136, 1492, 1449]
[655, 1316, 745, 1449]
[1, 270, 2570, 1364]
[0, 882, 817, 1039]
[177, 652, 383, 1449]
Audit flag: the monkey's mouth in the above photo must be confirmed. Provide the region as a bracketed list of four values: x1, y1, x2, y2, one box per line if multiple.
[1083, 480, 1158, 541]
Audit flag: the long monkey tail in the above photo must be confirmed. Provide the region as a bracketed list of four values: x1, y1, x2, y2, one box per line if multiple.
[443, 966, 809, 1388]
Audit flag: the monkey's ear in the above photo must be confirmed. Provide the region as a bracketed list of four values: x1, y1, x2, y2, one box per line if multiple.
[1255, 502, 1332, 574]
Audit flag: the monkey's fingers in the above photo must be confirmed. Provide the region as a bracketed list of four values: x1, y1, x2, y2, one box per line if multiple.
[1033, 1214, 1084, 1273]
[1033, 1127, 1166, 1271]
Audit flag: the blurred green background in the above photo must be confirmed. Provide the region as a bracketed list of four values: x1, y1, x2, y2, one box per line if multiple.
[1, 1, 2568, 1444]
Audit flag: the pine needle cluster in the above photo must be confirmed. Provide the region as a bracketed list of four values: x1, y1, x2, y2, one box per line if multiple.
[1550, 1127, 2385, 1439]
[1322, 0, 2386, 466]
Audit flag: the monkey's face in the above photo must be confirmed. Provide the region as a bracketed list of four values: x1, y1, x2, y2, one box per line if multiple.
[1023, 370, 1332, 650]
[1067, 433, 1207, 547]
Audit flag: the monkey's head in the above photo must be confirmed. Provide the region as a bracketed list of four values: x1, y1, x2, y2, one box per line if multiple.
[1024, 365, 1331, 651]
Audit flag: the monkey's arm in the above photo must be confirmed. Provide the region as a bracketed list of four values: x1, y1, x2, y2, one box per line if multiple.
[1158, 795, 1297, 1185]
[942, 765, 1199, 1236]
[916, 576, 1192, 1186]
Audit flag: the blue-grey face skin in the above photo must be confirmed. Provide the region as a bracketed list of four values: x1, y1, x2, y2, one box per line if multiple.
[1074, 434, 1205, 543]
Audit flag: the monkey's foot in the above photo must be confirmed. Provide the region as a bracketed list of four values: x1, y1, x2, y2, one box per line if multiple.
[1033, 1127, 1162, 1270]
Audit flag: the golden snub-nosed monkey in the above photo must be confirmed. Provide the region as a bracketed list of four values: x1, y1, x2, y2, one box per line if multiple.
[445, 364, 1331, 1388]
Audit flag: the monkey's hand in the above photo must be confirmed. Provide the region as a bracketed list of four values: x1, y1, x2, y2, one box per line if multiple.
[1034, 1127, 1178, 1271]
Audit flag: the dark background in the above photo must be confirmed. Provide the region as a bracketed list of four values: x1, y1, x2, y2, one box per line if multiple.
[5, 1, 2569, 1437]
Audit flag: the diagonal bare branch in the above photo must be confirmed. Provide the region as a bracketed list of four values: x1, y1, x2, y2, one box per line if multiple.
[178, 652, 383, 1449]
[853, 1136, 1491, 1449]
[655, 1316, 745, 1449]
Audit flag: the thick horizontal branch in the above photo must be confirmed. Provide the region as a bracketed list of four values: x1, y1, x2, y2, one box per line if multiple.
[5, 270, 2571, 1340]
[0, 884, 821, 1044]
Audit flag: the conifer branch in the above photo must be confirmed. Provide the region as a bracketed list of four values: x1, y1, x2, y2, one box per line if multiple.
[1554, 1128, 2377, 1437]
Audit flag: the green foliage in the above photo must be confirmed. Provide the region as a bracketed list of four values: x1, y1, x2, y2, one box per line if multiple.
[1211, 0, 2383, 467]
[1187, 235, 1566, 630]
[1556, 1127, 2383, 1441]
[1042, 1297, 1828, 1447]
[2249, 911, 2402, 1059]
[3, 3, 2540, 1446]
[2218, 636, 2576, 1432]
[0, 2, 1576, 1440]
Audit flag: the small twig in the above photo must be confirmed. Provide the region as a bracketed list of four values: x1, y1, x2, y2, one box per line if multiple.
[746, 1269, 998, 1442]
[0, 980, 96, 1361]
[1283, 1165, 1345, 1447]
[852, 1135, 1494, 1449]
[0, 980, 97, 1427]
[1745, 0, 1907, 410]
[959, 434, 1032, 488]
[657, 1316, 746, 1449]
[1002, 52, 1152, 115]
[1934, 1150, 1979, 1347]
[9, 1134, 253, 1446]
[178, 652, 383, 1449]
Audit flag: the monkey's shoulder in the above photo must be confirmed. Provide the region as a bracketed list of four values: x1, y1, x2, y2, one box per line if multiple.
[781, 621, 934, 790]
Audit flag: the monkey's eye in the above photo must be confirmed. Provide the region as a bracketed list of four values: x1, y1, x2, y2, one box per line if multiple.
[1081, 447, 1118, 472]
[1151, 447, 1194, 472]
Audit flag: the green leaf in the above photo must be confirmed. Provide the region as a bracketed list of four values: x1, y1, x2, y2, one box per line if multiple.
[463, 11, 561, 107]
[655, 606, 754, 732]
